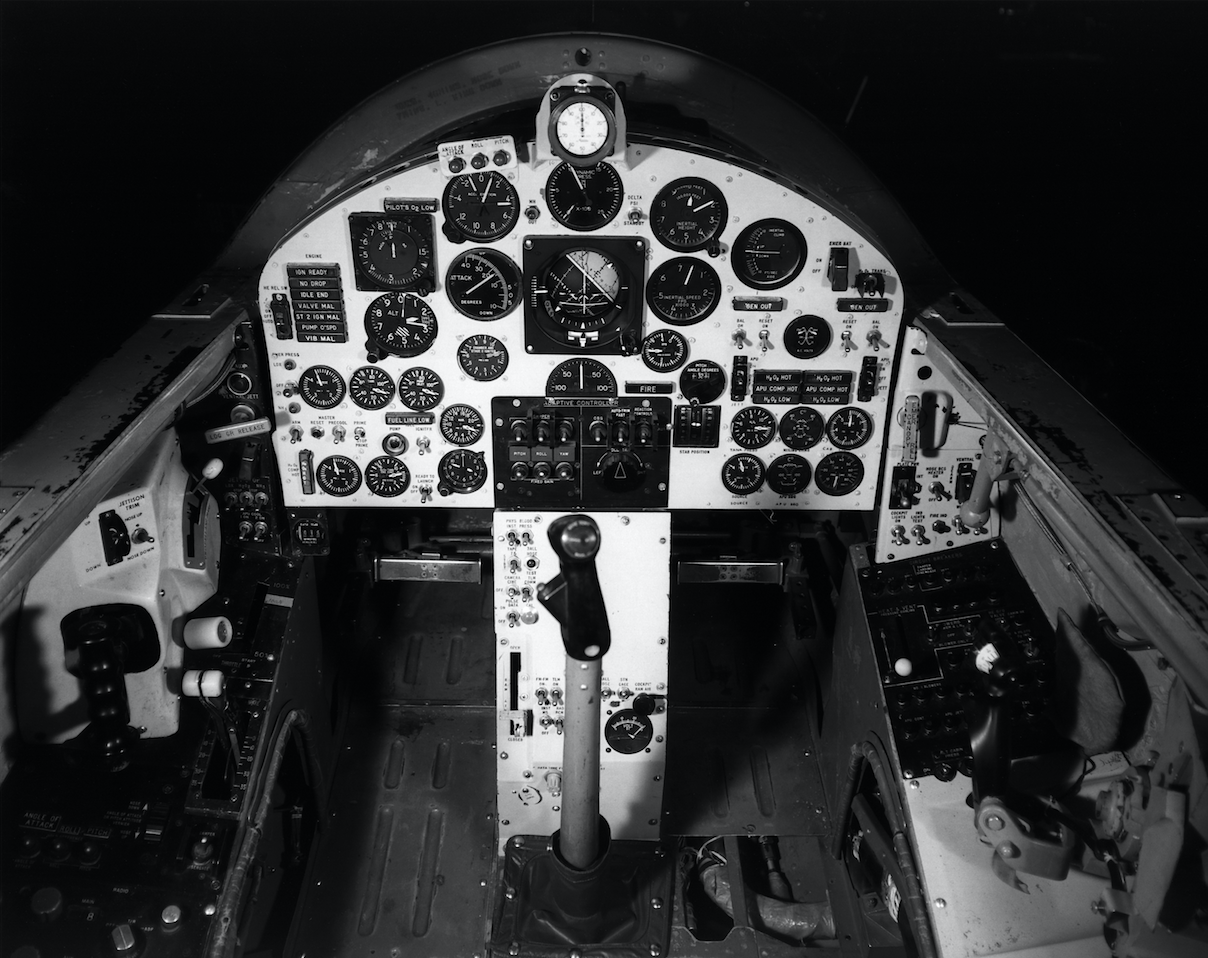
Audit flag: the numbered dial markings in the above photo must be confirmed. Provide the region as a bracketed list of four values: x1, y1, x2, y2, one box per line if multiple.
[298, 365, 346, 409]
[316, 455, 362, 497]
[814, 452, 864, 496]
[546, 358, 617, 398]
[364, 292, 438, 358]
[825, 406, 873, 449]
[397, 367, 444, 411]
[438, 450, 488, 495]
[730, 406, 778, 449]
[778, 406, 825, 450]
[645, 257, 721, 326]
[733, 219, 807, 290]
[767, 454, 812, 496]
[553, 99, 612, 158]
[442, 172, 520, 241]
[365, 456, 410, 497]
[439, 404, 486, 446]
[446, 249, 521, 320]
[603, 709, 654, 754]
[650, 177, 728, 252]
[545, 162, 624, 231]
[351, 214, 433, 290]
[349, 366, 394, 410]
[641, 329, 689, 372]
[721, 453, 766, 496]
[457, 334, 509, 381]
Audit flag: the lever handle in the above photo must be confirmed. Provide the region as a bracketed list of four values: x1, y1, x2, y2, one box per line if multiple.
[538, 515, 611, 661]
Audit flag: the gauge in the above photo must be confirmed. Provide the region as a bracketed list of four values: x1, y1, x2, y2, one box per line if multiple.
[297, 365, 346, 409]
[397, 367, 444, 411]
[546, 358, 617, 398]
[721, 453, 766, 496]
[348, 366, 394, 410]
[445, 249, 521, 320]
[650, 178, 728, 252]
[437, 449, 488, 495]
[442, 172, 520, 241]
[825, 406, 873, 449]
[456, 334, 509, 381]
[814, 451, 864, 496]
[645, 257, 721, 326]
[350, 214, 433, 290]
[767, 454, 812, 495]
[545, 162, 624, 231]
[439, 404, 485, 446]
[316, 455, 362, 497]
[778, 406, 825, 450]
[732, 219, 807, 290]
[541, 248, 626, 330]
[784, 315, 832, 359]
[365, 456, 410, 497]
[679, 360, 726, 404]
[641, 329, 688, 372]
[364, 292, 439, 359]
[730, 406, 778, 449]
[552, 97, 614, 161]
[603, 709, 654, 754]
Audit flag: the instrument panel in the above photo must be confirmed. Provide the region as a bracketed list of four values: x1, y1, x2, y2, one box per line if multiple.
[259, 121, 903, 511]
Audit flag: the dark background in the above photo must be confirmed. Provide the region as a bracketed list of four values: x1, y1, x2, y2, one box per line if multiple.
[3, 2, 1205, 498]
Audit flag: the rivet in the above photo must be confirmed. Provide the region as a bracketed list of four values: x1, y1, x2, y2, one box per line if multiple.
[985, 814, 1005, 831]
[651, 897, 663, 909]
[909, 780, 921, 790]
[934, 898, 946, 909]
[500, 752, 509, 760]
[997, 841, 1020, 859]
[505, 888, 516, 900]
[509, 943, 521, 956]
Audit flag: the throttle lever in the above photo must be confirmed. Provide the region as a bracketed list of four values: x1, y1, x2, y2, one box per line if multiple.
[538, 515, 611, 661]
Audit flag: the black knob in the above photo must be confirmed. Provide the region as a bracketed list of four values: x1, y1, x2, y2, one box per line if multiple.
[31, 886, 63, 922]
[510, 462, 530, 480]
[634, 693, 656, 715]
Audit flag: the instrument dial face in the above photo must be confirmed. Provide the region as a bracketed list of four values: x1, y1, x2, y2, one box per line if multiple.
[445, 249, 521, 320]
[730, 406, 778, 449]
[603, 709, 654, 754]
[554, 99, 611, 157]
[645, 257, 721, 326]
[438, 449, 488, 494]
[439, 404, 485, 446]
[650, 177, 728, 252]
[365, 456, 410, 497]
[348, 366, 394, 410]
[825, 406, 873, 449]
[733, 219, 807, 290]
[784, 315, 832, 359]
[721, 453, 766, 496]
[364, 292, 438, 358]
[678, 360, 726, 404]
[456, 334, 509, 381]
[767, 454, 812, 495]
[298, 365, 346, 409]
[545, 162, 624, 231]
[352, 215, 432, 289]
[641, 329, 689, 372]
[442, 172, 520, 241]
[546, 358, 617, 398]
[316, 455, 362, 497]
[814, 451, 864, 496]
[397, 366, 444, 411]
[778, 406, 825, 450]
[542, 249, 625, 329]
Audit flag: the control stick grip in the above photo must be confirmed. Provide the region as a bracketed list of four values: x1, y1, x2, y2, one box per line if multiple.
[538, 515, 611, 661]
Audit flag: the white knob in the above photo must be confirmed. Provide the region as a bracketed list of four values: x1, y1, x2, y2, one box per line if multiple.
[182, 669, 225, 698]
[183, 616, 233, 650]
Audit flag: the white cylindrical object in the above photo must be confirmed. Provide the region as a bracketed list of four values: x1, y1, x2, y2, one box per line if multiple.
[181, 669, 225, 698]
[183, 616, 232, 650]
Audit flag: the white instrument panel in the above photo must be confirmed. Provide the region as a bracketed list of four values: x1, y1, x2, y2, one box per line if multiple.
[257, 138, 903, 511]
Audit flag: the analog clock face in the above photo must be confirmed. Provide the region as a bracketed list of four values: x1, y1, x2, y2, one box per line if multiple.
[554, 99, 611, 157]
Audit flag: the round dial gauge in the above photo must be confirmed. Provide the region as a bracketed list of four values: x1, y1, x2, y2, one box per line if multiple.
[364, 292, 438, 358]
[437, 449, 488, 495]
[650, 178, 728, 252]
[641, 329, 688, 372]
[721, 453, 766, 496]
[297, 365, 346, 409]
[814, 451, 864, 496]
[679, 360, 726, 404]
[456, 334, 509, 381]
[445, 249, 521, 320]
[825, 406, 874, 449]
[784, 315, 832, 359]
[646, 257, 721, 326]
[603, 709, 654, 754]
[546, 358, 617, 399]
[348, 366, 394, 410]
[365, 456, 410, 497]
[442, 172, 520, 241]
[778, 406, 825, 450]
[733, 219, 807, 290]
[354, 217, 432, 289]
[316, 455, 362, 497]
[542, 248, 625, 329]
[553, 98, 613, 158]
[730, 406, 778, 449]
[545, 162, 624, 231]
[397, 366, 444, 411]
[767, 454, 812, 496]
[439, 404, 485, 446]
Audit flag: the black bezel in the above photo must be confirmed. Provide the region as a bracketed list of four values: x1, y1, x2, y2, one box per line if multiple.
[548, 90, 618, 167]
[349, 212, 436, 292]
[544, 162, 625, 232]
[649, 177, 729, 252]
[441, 172, 520, 242]
[645, 256, 722, 326]
[732, 218, 807, 290]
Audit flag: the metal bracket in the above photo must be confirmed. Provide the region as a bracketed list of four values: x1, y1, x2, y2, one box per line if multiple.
[374, 553, 481, 583]
[677, 559, 783, 585]
[975, 798, 1076, 891]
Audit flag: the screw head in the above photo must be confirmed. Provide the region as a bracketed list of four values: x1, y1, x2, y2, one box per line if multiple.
[651, 897, 663, 909]
[505, 888, 516, 901]
[509, 943, 521, 956]
[934, 898, 946, 909]
[985, 814, 1005, 831]
[997, 841, 1020, 860]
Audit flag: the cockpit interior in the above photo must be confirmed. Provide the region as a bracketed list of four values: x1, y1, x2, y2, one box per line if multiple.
[2, 15, 1206, 958]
